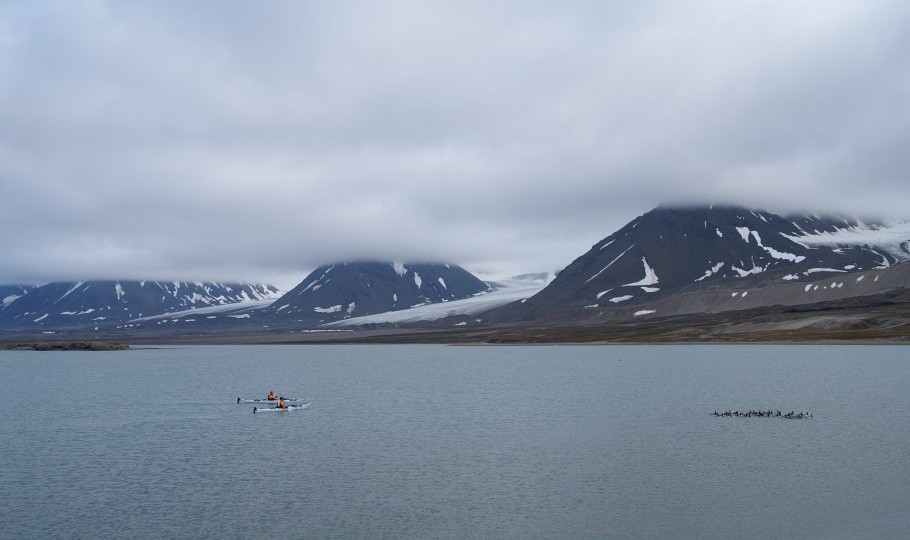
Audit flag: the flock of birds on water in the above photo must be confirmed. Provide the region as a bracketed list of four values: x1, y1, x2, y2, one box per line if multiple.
[713, 409, 812, 419]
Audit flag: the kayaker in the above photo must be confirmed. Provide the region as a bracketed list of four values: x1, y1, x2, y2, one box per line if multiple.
[267, 391, 276, 401]
[277, 398, 287, 409]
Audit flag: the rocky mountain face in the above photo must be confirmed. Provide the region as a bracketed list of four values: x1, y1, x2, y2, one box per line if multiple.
[0, 281, 278, 328]
[489, 205, 909, 322]
[264, 262, 491, 324]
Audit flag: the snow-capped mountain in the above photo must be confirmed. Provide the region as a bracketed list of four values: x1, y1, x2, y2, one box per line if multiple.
[264, 262, 492, 324]
[492, 205, 909, 320]
[0, 280, 279, 328]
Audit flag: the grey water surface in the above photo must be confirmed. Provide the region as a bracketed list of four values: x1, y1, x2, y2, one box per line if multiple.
[1, 344, 908, 539]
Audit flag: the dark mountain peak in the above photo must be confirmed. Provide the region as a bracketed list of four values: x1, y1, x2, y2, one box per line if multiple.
[514, 205, 891, 314]
[266, 261, 490, 324]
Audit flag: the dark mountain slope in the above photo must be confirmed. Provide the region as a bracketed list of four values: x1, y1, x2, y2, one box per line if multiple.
[264, 262, 491, 324]
[488, 205, 899, 322]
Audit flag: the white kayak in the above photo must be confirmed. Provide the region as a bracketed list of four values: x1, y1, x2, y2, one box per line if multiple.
[238, 397, 306, 404]
[253, 403, 311, 413]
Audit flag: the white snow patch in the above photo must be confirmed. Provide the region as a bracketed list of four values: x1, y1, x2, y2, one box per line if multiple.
[696, 262, 725, 282]
[634, 310, 656, 317]
[750, 231, 805, 262]
[783, 274, 800, 281]
[732, 263, 765, 277]
[804, 284, 813, 292]
[586, 245, 633, 283]
[438, 277, 447, 289]
[414, 272, 422, 289]
[392, 262, 407, 276]
[856, 275, 865, 282]
[58, 281, 85, 302]
[60, 309, 96, 316]
[34, 313, 49, 322]
[347, 302, 356, 315]
[228, 313, 251, 319]
[599, 239, 615, 250]
[624, 257, 659, 286]
[641, 287, 660, 293]
[114, 283, 125, 300]
[314, 305, 342, 313]
[844, 265, 856, 270]
[736, 227, 751, 243]
[609, 295, 633, 303]
[804, 268, 846, 274]
[3, 294, 23, 307]
[596, 289, 613, 300]
[741, 291, 748, 297]
[716, 228, 723, 238]
[732, 292, 739, 297]
[870, 249, 892, 268]
[763, 245, 805, 263]
[393, 293, 398, 302]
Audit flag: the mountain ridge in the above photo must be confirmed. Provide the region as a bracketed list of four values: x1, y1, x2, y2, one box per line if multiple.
[0, 280, 279, 329]
[1, 205, 907, 341]
[501, 206, 903, 311]
[482, 205, 909, 324]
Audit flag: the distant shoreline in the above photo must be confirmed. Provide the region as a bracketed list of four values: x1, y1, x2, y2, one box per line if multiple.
[2, 341, 129, 351]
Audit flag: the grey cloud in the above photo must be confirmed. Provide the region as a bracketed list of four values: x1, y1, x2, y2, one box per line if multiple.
[2, 1, 908, 289]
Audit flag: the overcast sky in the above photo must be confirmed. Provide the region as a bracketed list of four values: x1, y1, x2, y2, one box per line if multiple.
[2, 1, 909, 289]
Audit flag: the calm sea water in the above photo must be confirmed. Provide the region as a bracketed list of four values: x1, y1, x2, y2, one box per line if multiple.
[1, 344, 909, 539]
